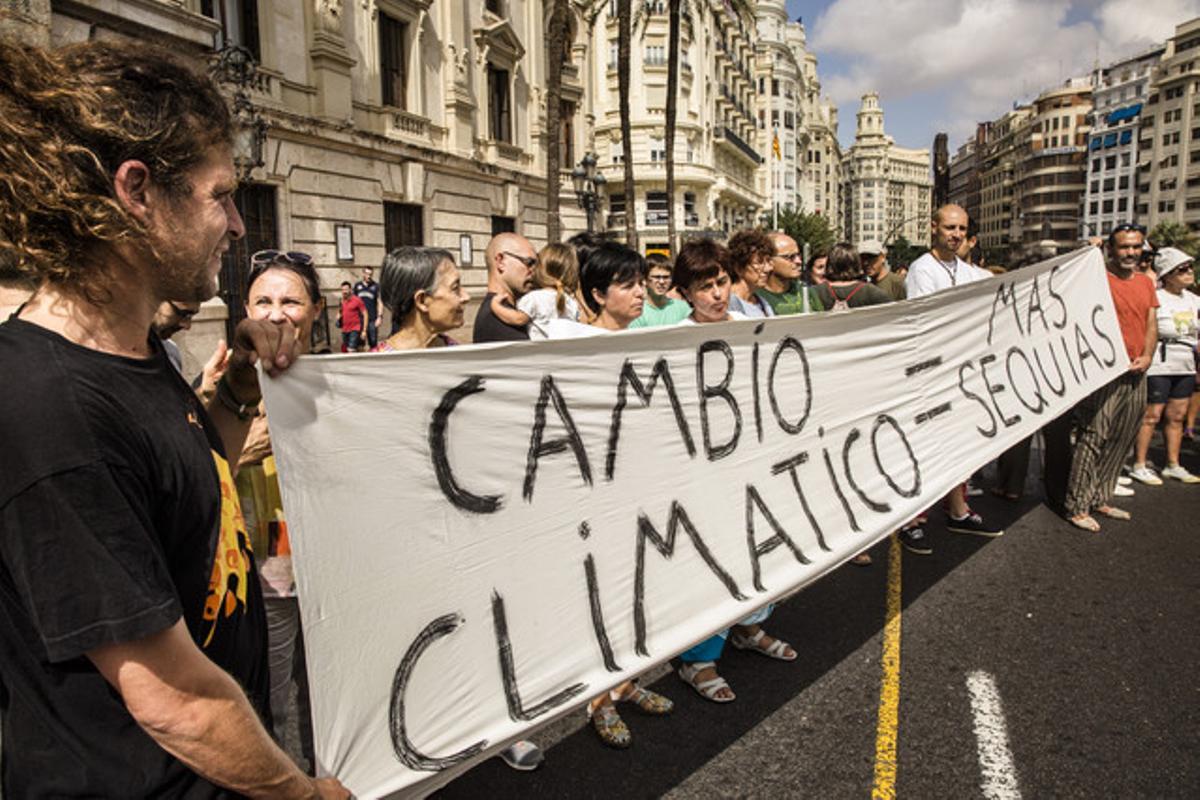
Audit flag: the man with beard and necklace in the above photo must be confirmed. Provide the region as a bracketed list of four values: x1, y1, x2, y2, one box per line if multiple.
[897, 205, 1003, 555]
[0, 42, 347, 799]
[1059, 224, 1159, 532]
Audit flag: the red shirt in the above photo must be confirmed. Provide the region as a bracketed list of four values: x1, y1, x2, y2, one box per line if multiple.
[1106, 270, 1158, 362]
[339, 295, 367, 332]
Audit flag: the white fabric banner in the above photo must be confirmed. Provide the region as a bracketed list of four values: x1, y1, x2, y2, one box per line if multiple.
[262, 248, 1124, 798]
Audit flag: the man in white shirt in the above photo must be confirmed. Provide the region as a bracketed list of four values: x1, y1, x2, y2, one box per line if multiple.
[897, 205, 1003, 554]
[905, 204, 992, 299]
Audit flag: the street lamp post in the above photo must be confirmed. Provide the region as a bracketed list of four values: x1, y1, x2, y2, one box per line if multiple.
[209, 43, 268, 181]
[571, 152, 606, 234]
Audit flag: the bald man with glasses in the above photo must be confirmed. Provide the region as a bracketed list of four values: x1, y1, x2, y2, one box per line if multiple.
[473, 232, 538, 342]
[757, 232, 824, 315]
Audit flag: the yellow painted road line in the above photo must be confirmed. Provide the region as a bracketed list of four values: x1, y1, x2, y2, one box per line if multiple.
[871, 534, 903, 800]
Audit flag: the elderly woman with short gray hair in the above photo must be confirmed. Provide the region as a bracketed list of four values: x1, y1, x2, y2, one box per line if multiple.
[373, 246, 470, 351]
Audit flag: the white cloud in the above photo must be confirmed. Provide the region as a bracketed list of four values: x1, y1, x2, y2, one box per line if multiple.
[809, 0, 1200, 147]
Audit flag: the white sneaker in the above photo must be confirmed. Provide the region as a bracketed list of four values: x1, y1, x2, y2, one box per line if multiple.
[1160, 464, 1200, 484]
[1129, 464, 1163, 486]
[1112, 482, 1136, 497]
[1117, 475, 1133, 486]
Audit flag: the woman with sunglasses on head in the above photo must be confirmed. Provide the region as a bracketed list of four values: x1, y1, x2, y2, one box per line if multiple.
[233, 249, 327, 774]
[374, 247, 470, 352]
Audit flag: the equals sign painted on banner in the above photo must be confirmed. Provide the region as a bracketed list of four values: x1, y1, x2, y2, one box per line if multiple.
[905, 356, 952, 425]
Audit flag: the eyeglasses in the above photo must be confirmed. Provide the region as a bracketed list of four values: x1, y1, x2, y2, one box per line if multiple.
[503, 251, 537, 268]
[251, 249, 314, 266]
[167, 301, 199, 320]
[1111, 223, 1147, 235]
[775, 252, 803, 261]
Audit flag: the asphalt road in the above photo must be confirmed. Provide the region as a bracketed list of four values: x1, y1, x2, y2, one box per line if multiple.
[427, 435, 1200, 799]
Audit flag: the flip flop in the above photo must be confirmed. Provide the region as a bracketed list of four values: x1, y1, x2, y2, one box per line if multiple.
[1094, 505, 1131, 521]
[1069, 514, 1101, 532]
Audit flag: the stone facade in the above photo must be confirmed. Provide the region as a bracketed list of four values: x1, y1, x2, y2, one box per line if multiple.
[978, 106, 1032, 260]
[588, 0, 766, 251]
[4, 0, 856, 366]
[1136, 17, 1200, 233]
[753, 2, 842, 230]
[10, 0, 593, 366]
[1014, 78, 1093, 256]
[842, 92, 932, 248]
[792, 19, 842, 228]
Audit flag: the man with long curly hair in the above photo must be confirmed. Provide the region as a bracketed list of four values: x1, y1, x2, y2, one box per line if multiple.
[0, 41, 347, 798]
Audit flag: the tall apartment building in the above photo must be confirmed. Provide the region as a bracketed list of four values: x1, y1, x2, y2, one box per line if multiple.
[842, 92, 932, 247]
[755, 0, 803, 218]
[1015, 78, 1093, 255]
[1085, 47, 1163, 237]
[1136, 17, 1200, 233]
[592, 0, 766, 249]
[978, 105, 1033, 259]
[947, 123, 988, 225]
[793, 22, 843, 227]
[751, 4, 842, 229]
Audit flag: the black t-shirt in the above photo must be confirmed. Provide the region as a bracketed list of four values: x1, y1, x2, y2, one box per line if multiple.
[0, 319, 268, 798]
[472, 291, 529, 342]
[353, 279, 379, 321]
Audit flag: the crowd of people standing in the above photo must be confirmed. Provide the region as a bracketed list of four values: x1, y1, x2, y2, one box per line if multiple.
[1, 38, 1198, 797]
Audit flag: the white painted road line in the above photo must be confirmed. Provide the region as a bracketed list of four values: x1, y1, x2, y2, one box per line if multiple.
[965, 671, 1022, 800]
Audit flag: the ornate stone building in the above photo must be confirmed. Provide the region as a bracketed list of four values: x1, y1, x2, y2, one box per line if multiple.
[842, 92, 931, 247]
[1136, 17, 1200, 233]
[587, 0, 766, 252]
[6, 0, 596, 361]
[1015, 78, 1092, 255]
[977, 105, 1033, 260]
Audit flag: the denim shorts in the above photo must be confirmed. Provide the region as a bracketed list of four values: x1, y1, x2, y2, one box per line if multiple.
[1146, 373, 1196, 404]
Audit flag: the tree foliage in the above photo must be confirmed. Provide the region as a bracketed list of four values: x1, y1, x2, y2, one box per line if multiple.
[887, 235, 928, 269]
[773, 205, 836, 255]
[1149, 220, 1200, 258]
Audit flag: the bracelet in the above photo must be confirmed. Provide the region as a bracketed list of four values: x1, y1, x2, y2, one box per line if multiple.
[216, 376, 261, 421]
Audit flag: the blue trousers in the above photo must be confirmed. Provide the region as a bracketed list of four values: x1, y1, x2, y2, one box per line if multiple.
[679, 603, 776, 664]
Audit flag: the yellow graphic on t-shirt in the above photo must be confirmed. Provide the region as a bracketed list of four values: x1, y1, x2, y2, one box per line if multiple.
[202, 451, 253, 647]
[1170, 310, 1197, 337]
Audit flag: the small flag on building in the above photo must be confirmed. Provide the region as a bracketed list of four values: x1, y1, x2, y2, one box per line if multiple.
[772, 133, 781, 159]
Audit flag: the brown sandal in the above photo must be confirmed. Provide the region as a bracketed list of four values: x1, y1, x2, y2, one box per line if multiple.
[590, 703, 631, 748]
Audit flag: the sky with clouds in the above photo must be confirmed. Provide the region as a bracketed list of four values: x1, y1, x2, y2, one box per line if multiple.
[785, 0, 1200, 153]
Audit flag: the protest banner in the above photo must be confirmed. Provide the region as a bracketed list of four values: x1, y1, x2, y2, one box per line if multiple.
[262, 247, 1125, 797]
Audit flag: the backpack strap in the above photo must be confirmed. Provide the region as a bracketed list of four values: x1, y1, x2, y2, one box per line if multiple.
[842, 282, 867, 303]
